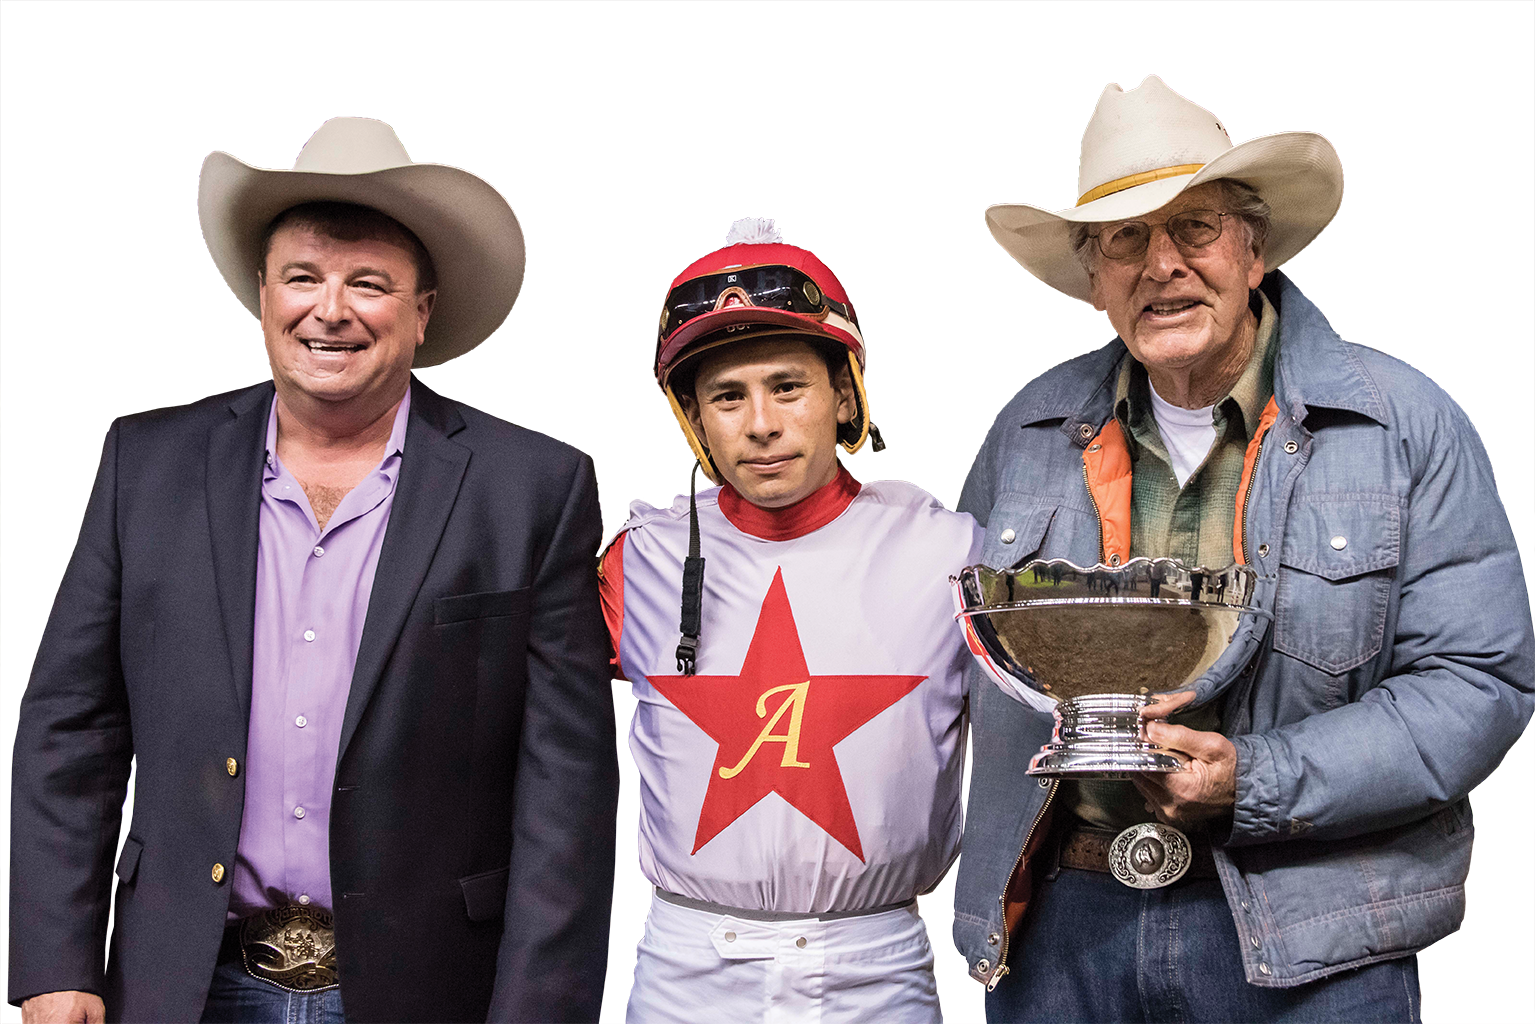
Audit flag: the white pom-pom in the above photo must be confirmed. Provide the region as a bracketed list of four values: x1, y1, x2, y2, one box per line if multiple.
[724, 217, 782, 246]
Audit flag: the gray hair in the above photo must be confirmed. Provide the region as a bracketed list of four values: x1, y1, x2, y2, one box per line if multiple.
[1070, 178, 1272, 272]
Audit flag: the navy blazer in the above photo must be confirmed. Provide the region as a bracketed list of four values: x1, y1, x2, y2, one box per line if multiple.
[10, 377, 619, 1022]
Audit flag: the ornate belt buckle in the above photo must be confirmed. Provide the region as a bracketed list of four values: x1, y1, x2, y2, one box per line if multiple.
[1109, 822, 1192, 889]
[240, 905, 340, 991]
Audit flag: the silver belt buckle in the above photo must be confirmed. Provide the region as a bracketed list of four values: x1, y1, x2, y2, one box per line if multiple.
[1109, 822, 1192, 889]
[239, 905, 340, 991]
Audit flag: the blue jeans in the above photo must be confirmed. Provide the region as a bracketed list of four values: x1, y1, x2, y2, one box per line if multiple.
[200, 958, 346, 1024]
[986, 867, 1420, 1023]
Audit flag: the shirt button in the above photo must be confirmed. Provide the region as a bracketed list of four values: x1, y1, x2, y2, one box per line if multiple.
[795, 936, 807, 949]
[303, 629, 316, 642]
[724, 931, 736, 942]
[1330, 535, 1348, 550]
[313, 546, 325, 558]
[295, 715, 307, 728]
[294, 806, 306, 819]
[298, 894, 311, 906]
[1000, 528, 1017, 545]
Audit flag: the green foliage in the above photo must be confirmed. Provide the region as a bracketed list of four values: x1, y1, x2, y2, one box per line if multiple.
[1, 379, 103, 712]
[1430, 282, 1535, 509]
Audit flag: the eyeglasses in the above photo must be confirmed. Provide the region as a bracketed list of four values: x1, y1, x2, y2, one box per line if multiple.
[1090, 210, 1235, 260]
[658, 263, 855, 342]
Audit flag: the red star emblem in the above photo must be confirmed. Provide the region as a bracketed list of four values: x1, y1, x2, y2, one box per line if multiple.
[648, 568, 925, 862]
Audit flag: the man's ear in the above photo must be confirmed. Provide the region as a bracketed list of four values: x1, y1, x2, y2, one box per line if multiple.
[832, 360, 856, 425]
[679, 392, 708, 448]
[415, 290, 437, 347]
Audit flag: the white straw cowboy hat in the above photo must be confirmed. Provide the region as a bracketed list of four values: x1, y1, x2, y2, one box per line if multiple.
[987, 76, 1343, 303]
[198, 117, 524, 366]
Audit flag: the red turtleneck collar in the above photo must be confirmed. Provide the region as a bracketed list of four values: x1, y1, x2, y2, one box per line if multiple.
[718, 464, 862, 541]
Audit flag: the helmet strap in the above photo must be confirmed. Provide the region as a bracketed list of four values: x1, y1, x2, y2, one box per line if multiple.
[676, 460, 707, 675]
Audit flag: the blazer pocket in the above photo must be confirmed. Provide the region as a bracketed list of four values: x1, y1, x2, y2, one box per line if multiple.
[434, 588, 531, 626]
[459, 865, 510, 922]
[115, 835, 144, 885]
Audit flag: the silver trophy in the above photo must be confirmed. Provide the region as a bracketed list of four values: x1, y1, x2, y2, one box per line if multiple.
[954, 557, 1259, 778]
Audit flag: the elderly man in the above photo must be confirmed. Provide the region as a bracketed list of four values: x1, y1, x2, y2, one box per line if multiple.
[952, 77, 1533, 1022]
[10, 118, 618, 1023]
[600, 220, 981, 1021]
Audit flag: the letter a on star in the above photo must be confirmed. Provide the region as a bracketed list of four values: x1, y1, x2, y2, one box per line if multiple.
[648, 568, 925, 861]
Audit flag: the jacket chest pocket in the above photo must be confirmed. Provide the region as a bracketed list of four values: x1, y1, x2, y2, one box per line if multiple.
[1274, 495, 1401, 675]
[981, 498, 1099, 570]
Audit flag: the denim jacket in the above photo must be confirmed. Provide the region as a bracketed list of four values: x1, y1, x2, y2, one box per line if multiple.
[952, 272, 1534, 989]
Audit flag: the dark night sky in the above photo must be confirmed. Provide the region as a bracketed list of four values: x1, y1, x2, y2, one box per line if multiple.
[2, 5, 1535, 451]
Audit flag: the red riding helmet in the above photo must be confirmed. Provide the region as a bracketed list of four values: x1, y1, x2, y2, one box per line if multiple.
[653, 218, 878, 482]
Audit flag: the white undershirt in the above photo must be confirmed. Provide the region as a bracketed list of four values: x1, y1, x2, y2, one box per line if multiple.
[1148, 381, 1217, 488]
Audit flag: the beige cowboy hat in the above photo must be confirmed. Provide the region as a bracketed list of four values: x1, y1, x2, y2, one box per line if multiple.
[986, 76, 1343, 302]
[198, 117, 524, 366]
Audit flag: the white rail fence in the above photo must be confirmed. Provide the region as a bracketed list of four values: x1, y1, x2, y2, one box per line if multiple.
[595, 500, 1535, 1019]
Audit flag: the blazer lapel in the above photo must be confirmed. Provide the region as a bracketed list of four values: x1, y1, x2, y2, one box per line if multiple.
[338, 378, 469, 762]
[206, 383, 273, 719]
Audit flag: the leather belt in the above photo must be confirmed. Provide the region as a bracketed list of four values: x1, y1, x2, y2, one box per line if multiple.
[1059, 823, 1219, 888]
[657, 888, 915, 922]
[223, 905, 340, 992]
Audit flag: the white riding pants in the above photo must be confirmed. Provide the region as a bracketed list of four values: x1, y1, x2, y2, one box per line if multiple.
[626, 891, 941, 1023]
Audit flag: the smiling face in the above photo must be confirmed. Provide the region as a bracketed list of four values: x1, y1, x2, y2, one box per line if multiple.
[1087, 182, 1265, 397]
[680, 336, 855, 509]
[259, 222, 435, 424]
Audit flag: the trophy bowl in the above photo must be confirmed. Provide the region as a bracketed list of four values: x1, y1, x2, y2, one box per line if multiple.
[954, 557, 1259, 778]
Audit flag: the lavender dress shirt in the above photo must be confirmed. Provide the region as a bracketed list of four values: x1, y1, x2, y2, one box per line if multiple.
[229, 391, 411, 918]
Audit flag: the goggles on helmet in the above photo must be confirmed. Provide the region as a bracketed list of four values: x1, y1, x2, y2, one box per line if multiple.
[658, 263, 858, 345]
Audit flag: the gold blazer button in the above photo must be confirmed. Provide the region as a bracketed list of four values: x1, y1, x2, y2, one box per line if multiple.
[226, 757, 239, 777]
[212, 863, 226, 884]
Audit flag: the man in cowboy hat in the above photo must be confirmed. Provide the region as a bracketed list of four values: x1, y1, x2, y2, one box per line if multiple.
[599, 219, 981, 1022]
[11, 118, 618, 1023]
[953, 77, 1533, 1021]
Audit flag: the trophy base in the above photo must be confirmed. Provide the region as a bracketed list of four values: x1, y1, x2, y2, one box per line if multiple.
[1026, 693, 1190, 779]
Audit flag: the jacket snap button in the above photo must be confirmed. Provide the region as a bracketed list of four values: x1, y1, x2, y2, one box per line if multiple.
[1000, 528, 1016, 544]
[1038, 778, 1050, 789]
[1257, 543, 1270, 558]
[1108, 554, 1121, 566]
[1087, 443, 1102, 453]
[1330, 535, 1347, 550]
[987, 932, 1000, 946]
[1250, 934, 1261, 949]
[1283, 440, 1298, 454]
[1258, 962, 1272, 976]
[1077, 424, 1094, 441]
[976, 959, 991, 974]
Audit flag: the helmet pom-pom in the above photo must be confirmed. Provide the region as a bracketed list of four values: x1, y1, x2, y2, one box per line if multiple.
[724, 217, 782, 246]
